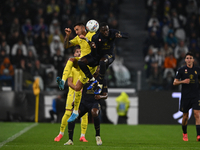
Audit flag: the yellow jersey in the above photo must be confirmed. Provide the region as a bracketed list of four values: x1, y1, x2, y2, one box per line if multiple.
[69, 32, 95, 57]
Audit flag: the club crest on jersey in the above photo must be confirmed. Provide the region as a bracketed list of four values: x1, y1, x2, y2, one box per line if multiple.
[185, 69, 187, 74]
[195, 71, 197, 74]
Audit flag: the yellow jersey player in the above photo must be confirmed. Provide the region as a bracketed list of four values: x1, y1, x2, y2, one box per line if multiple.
[54, 47, 88, 142]
[56, 22, 97, 122]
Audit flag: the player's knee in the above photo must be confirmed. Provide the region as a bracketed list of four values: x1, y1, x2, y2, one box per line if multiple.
[182, 113, 189, 120]
[100, 59, 107, 66]
[78, 60, 85, 68]
[91, 109, 99, 117]
[69, 57, 75, 62]
[65, 109, 72, 116]
[194, 111, 200, 120]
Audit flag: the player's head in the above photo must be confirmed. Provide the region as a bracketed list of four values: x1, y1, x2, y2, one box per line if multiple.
[73, 22, 86, 36]
[73, 46, 81, 57]
[99, 22, 109, 37]
[185, 52, 194, 66]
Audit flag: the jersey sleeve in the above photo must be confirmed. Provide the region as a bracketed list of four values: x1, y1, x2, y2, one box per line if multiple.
[175, 68, 182, 79]
[86, 32, 95, 41]
[69, 36, 79, 46]
[68, 71, 73, 78]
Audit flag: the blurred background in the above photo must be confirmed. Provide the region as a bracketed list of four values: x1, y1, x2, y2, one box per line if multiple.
[0, 0, 199, 125]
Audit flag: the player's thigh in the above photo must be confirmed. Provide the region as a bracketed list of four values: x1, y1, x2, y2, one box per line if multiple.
[192, 97, 200, 110]
[83, 54, 98, 67]
[180, 98, 192, 113]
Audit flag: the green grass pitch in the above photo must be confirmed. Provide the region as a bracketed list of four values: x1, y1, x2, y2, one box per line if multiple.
[0, 122, 200, 150]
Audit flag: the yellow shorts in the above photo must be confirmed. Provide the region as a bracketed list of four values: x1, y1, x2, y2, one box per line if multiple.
[79, 66, 97, 84]
[74, 57, 97, 85]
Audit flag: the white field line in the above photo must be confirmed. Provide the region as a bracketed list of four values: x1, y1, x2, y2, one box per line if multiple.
[0, 123, 38, 148]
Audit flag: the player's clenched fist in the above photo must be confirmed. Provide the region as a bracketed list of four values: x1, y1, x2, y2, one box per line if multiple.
[65, 28, 71, 35]
[183, 78, 190, 84]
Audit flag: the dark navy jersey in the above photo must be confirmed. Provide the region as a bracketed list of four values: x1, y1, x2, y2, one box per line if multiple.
[91, 29, 128, 59]
[81, 79, 108, 102]
[175, 65, 200, 98]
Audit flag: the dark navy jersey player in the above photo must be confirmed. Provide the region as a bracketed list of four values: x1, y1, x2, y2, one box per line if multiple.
[173, 52, 200, 142]
[65, 66, 108, 145]
[78, 22, 128, 94]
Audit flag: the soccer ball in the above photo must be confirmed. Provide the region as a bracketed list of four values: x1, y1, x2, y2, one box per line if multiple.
[86, 20, 99, 32]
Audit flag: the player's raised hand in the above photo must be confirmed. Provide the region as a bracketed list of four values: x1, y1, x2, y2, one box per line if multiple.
[183, 78, 190, 84]
[79, 34, 86, 39]
[115, 32, 122, 38]
[65, 28, 71, 36]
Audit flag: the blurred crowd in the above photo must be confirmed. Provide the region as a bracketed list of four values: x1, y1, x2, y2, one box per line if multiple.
[0, 0, 122, 90]
[144, 0, 200, 90]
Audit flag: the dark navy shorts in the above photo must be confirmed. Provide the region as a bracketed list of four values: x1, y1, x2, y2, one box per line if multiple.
[78, 100, 100, 118]
[82, 54, 99, 67]
[180, 97, 200, 113]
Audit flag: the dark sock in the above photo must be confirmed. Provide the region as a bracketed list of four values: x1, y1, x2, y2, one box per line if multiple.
[78, 61, 93, 79]
[196, 125, 200, 136]
[68, 121, 75, 141]
[182, 125, 187, 134]
[93, 116, 100, 136]
[99, 60, 106, 84]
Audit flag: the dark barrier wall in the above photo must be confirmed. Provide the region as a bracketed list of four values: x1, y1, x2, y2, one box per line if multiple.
[139, 91, 195, 124]
[0, 91, 44, 122]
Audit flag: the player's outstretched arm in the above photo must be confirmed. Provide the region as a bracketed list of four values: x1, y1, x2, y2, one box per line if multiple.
[94, 92, 108, 100]
[79, 35, 96, 48]
[115, 32, 129, 39]
[64, 28, 74, 49]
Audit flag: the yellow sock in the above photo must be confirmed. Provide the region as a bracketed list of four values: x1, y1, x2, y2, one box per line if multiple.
[60, 110, 71, 133]
[74, 91, 82, 111]
[62, 60, 73, 81]
[81, 113, 88, 135]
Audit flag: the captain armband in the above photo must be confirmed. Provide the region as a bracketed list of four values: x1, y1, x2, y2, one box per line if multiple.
[85, 38, 90, 43]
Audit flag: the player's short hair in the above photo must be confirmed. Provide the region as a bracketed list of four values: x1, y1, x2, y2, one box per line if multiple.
[73, 22, 85, 28]
[73, 45, 80, 53]
[99, 22, 108, 29]
[185, 52, 194, 58]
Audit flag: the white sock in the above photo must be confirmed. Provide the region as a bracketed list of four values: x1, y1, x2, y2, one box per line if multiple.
[62, 79, 65, 84]
[73, 110, 78, 114]
[59, 131, 64, 135]
[81, 134, 85, 137]
[90, 77, 95, 81]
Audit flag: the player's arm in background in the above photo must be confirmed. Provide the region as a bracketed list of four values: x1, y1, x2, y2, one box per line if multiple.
[64, 28, 74, 49]
[112, 29, 129, 39]
[67, 77, 76, 90]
